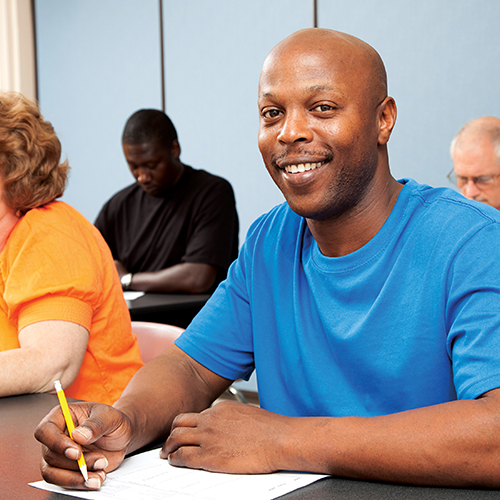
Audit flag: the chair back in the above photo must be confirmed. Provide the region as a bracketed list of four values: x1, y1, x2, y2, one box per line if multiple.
[132, 321, 185, 363]
[131, 321, 250, 405]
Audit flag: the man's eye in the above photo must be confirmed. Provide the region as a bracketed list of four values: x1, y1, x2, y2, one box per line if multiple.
[476, 176, 494, 184]
[262, 109, 281, 119]
[313, 104, 335, 112]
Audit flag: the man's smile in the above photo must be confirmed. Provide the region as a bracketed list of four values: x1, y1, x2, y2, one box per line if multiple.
[282, 161, 324, 174]
[272, 155, 332, 186]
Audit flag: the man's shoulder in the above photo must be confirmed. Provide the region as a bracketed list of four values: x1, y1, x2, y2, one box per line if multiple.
[102, 183, 142, 205]
[185, 166, 233, 190]
[94, 183, 143, 229]
[245, 202, 301, 243]
[401, 179, 500, 243]
[97, 184, 145, 217]
[403, 178, 500, 222]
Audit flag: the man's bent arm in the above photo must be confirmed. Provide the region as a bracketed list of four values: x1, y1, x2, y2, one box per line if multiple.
[274, 388, 500, 487]
[36, 345, 232, 490]
[163, 388, 500, 487]
[114, 345, 231, 455]
[120, 262, 218, 294]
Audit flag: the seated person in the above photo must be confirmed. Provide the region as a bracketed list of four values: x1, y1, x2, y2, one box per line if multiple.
[37, 29, 500, 488]
[449, 116, 500, 209]
[94, 109, 239, 294]
[0, 92, 143, 404]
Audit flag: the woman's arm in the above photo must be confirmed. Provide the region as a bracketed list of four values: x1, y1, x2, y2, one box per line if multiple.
[0, 320, 89, 397]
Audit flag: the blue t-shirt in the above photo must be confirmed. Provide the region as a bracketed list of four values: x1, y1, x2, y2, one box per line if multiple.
[176, 179, 500, 417]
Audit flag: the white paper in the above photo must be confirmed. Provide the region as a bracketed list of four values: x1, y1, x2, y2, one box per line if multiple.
[30, 448, 327, 500]
[123, 291, 145, 301]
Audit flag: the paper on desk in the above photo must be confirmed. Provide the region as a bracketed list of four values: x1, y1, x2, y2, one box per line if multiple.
[123, 291, 145, 301]
[30, 448, 327, 500]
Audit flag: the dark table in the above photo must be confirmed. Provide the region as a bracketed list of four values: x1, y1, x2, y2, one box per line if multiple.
[2, 393, 499, 500]
[1, 393, 68, 499]
[127, 293, 210, 328]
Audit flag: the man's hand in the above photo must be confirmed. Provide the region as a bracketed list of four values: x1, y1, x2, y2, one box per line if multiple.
[114, 259, 217, 293]
[162, 401, 288, 474]
[35, 402, 133, 490]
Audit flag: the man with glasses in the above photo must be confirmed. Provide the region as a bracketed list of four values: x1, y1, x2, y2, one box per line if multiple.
[449, 116, 500, 210]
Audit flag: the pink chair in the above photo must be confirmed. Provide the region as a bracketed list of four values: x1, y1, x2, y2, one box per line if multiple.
[132, 321, 185, 363]
[131, 321, 248, 404]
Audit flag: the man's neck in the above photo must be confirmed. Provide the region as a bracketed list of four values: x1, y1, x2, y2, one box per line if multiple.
[172, 162, 186, 187]
[306, 176, 403, 258]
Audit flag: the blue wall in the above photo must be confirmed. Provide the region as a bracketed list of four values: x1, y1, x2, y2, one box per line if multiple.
[35, 0, 163, 222]
[35, 1, 500, 231]
[318, 0, 500, 187]
[35, 0, 312, 239]
[162, 0, 311, 242]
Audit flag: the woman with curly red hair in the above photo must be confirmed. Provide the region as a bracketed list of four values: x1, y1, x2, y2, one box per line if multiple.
[0, 92, 143, 404]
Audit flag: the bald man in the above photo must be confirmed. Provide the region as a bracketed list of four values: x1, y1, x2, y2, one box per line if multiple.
[36, 29, 500, 488]
[450, 116, 500, 209]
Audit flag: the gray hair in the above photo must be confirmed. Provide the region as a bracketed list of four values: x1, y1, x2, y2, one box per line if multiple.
[450, 116, 500, 163]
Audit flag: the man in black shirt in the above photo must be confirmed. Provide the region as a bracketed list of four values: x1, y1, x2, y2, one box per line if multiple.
[95, 109, 239, 294]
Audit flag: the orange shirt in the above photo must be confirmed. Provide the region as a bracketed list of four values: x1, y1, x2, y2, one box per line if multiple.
[0, 201, 143, 404]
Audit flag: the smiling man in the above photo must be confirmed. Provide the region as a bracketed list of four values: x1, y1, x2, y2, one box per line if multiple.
[37, 29, 500, 489]
[94, 109, 239, 294]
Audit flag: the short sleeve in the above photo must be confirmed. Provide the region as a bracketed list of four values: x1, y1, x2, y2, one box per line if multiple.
[446, 222, 500, 399]
[181, 177, 238, 270]
[2, 207, 104, 331]
[175, 214, 267, 381]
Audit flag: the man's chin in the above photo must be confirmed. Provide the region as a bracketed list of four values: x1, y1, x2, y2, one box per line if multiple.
[473, 198, 489, 205]
[139, 185, 160, 196]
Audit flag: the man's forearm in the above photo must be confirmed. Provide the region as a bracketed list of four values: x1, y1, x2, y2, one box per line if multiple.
[113, 346, 231, 455]
[128, 263, 217, 294]
[277, 389, 500, 487]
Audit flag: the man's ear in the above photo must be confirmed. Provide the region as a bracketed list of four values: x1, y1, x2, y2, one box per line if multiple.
[378, 96, 397, 146]
[170, 139, 181, 160]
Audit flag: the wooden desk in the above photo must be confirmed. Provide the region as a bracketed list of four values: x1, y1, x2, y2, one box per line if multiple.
[2, 394, 499, 500]
[1, 393, 69, 499]
[127, 293, 210, 328]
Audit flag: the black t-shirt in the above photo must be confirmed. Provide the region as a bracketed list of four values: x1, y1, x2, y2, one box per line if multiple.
[95, 166, 239, 288]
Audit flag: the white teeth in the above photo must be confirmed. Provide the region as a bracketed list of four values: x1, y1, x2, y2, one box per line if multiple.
[284, 162, 322, 174]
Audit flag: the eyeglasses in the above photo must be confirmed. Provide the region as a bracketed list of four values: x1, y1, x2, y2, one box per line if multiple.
[447, 169, 500, 189]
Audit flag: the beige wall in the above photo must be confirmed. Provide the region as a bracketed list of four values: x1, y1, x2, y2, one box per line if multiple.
[0, 0, 36, 101]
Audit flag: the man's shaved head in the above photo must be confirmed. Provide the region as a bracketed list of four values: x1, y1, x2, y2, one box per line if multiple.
[260, 28, 388, 108]
[257, 28, 397, 226]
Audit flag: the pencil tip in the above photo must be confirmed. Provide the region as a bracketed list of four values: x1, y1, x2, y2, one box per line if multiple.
[81, 465, 89, 482]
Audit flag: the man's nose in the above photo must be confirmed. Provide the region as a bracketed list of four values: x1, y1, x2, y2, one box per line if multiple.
[461, 179, 481, 199]
[136, 168, 151, 183]
[277, 110, 313, 144]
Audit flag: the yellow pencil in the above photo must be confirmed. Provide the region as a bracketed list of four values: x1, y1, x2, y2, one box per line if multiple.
[54, 380, 88, 482]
